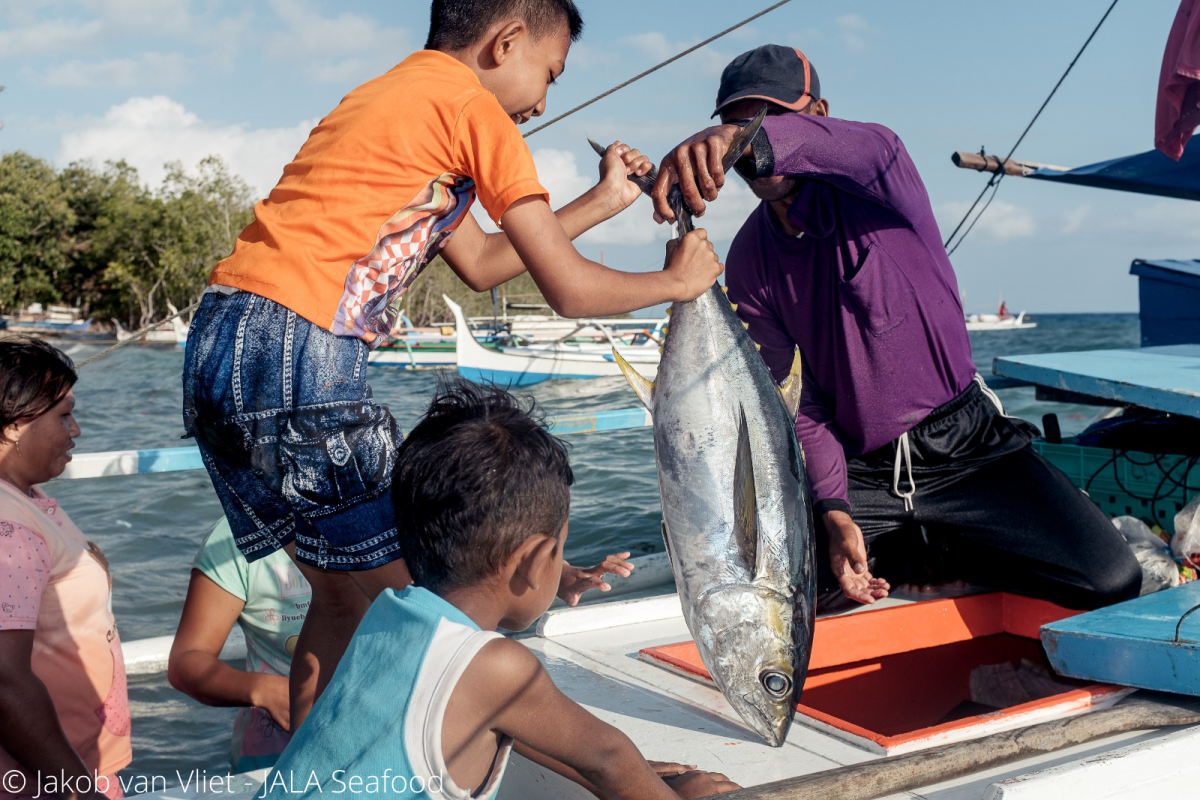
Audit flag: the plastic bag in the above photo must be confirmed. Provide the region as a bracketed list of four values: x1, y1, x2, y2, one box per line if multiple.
[1172, 496, 1200, 567]
[1113, 515, 1179, 595]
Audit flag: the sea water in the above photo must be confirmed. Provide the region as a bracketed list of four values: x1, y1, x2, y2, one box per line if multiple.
[43, 313, 1138, 783]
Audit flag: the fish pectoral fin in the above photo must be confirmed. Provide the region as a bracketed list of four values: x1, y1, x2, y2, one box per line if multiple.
[733, 408, 762, 579]
[778, 348, 803, 421]
[612, 348, 655, 412]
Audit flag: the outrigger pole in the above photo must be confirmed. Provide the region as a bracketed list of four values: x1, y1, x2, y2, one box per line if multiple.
[951, 151, 1068, 177]
[715, 694, 1200, 800]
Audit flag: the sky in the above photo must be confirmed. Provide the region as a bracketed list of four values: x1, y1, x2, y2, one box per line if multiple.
[0, 0, 1195, 314]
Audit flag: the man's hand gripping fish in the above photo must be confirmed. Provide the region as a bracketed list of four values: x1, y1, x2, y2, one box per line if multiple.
[589, 109, 816, 747]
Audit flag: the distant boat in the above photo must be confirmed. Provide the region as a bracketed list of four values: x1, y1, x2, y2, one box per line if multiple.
[965, 297, 1036, 331]
[445, 295, 661, 386]
[113, 302, 190, 346]
[4, 303, 111, 340]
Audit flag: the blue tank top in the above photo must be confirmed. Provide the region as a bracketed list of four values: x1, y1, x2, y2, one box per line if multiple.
[259, 586, 509, 800]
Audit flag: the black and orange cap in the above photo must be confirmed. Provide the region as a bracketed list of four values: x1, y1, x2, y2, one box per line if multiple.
[712, 44, 820, 118]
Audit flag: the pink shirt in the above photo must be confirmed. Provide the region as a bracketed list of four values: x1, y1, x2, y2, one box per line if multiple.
[0, 482, 132, 795]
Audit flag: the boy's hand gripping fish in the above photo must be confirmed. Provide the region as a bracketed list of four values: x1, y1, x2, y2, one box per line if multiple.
[589, 109, 816, 747]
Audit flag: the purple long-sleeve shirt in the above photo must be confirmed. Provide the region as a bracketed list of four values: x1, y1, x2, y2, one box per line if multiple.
[726, 114, 977, 514]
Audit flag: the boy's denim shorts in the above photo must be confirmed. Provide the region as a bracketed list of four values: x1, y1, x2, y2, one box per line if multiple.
[183, 290, 402, 571]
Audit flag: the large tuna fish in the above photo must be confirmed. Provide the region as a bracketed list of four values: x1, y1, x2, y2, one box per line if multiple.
[592, 111, 815, 746]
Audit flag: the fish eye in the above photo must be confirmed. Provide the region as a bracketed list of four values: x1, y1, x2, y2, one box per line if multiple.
[760, 669, 792, 699]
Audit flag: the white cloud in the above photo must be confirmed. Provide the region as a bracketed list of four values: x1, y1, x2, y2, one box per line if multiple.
[0, 2, 203, 58]
[622, 32, 731, 78]
[835, 14, 875, 54]
[264, 0, 412, 84]
[937, 200, 1037, 240]
[1060, 205, 1090, 235]
[76, 0, 195, 36]
[58, 96, 313, 198]
[0, 18, 103, 57]
[1123, 200, 1200, 240]
[44, 52, 189, 87]
[1, 2, 248, 83]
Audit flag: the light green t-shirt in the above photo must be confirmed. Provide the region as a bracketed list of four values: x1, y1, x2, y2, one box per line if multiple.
[193, 519, 311, 771]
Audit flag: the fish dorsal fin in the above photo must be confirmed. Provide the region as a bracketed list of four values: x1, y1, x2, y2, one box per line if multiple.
[612, 348, 655, 413]
[733, 408, 761, 579]
[778, 348, 803, 421]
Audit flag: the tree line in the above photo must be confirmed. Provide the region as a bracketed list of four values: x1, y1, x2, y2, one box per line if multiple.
[0, 151, 544, 329]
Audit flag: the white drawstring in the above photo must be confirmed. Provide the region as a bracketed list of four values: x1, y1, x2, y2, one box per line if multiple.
[892, 430, 915, 513]
[890, 378, 1000, 514]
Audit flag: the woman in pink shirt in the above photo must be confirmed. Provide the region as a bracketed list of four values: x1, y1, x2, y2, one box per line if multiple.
[0, 337, 131, 800]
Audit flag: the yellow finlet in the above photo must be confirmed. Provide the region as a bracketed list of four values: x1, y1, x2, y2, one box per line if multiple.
[665, 307, 673, 316]
[721, 286, 729, 294]
[742, 321, 750, 330]
[754, 342, 761, 351]
[612, 348, 655, 412]
[777, 347, 803, 420]
[662, 325, 669, 336]
[730, 303, 739, 312]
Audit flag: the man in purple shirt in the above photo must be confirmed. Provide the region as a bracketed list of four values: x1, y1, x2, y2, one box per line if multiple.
[652, 45, 1140, 610]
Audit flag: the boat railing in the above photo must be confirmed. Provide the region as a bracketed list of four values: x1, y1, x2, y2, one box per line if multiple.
[64, 405, 663, 674]
[58, 408, 657, 481]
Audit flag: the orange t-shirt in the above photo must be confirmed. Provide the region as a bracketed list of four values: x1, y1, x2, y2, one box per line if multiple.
[209, 50, 549, 345]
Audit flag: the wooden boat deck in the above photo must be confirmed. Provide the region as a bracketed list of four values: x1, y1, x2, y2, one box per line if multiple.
[134, 593, 1200, 800]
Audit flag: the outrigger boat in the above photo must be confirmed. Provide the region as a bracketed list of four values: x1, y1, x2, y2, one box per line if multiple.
[50, 10, 1200, 799]
[965, 298, 1036, 331]
[446, 294, 664, 385]
[72, 334, 1200, 800]
[965, 310, 1036, 331]
[368, 307, 667, 371]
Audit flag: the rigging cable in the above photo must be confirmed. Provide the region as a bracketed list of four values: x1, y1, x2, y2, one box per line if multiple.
[524, 0, 796, 137]
[76, 0, 797, 369]
[943, 0, 1120, 256]
[75, 300, 201, 369]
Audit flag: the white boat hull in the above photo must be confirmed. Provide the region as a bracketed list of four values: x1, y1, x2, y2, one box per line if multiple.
[966, 311, 1037, 331]
[446, 295, 660, 386]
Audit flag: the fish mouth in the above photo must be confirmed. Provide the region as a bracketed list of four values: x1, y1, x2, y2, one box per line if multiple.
[735, 688, 793, 747]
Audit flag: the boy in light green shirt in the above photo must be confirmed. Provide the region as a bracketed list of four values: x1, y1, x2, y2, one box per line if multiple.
[174, 519, 308, 771]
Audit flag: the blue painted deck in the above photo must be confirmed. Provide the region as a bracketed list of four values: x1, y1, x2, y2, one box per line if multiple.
[1042, 582, 1200, 696]
[993, 344, 1200, 418]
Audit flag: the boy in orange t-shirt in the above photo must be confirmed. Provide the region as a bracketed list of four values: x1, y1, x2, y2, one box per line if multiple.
[182, 0, 722, 725]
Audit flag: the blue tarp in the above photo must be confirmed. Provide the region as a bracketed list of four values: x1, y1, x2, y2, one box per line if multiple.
[1025, 137, 1200, 201]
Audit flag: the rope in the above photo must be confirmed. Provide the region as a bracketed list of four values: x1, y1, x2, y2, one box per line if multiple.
[1175, 601, 1200, 643]
[944, 0, 1121, 256]
[75, 300, 201, 369]
[523, 0, 796, 137]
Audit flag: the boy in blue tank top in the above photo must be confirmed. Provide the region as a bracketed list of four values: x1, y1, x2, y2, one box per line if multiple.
[261, 380, 739, 800]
